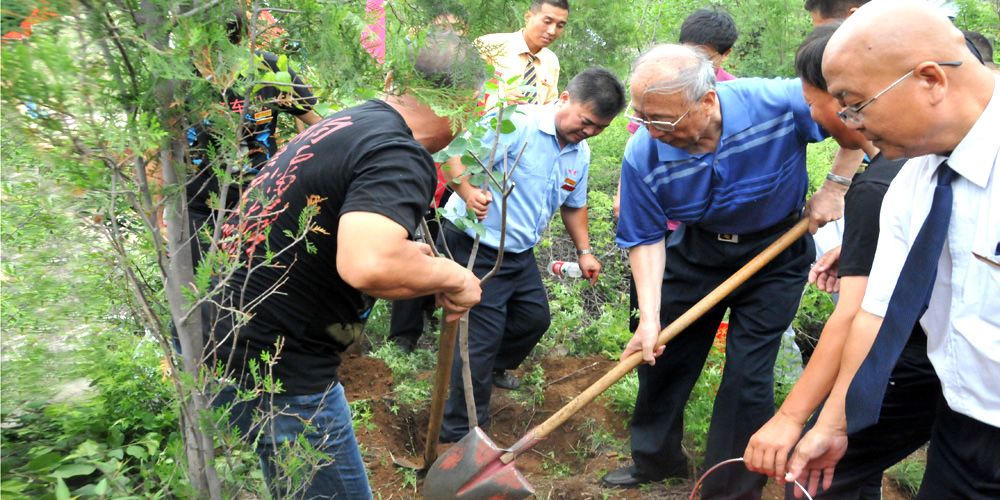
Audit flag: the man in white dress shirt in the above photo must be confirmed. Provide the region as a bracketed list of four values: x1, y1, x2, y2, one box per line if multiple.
[783, 1, 1000, 499]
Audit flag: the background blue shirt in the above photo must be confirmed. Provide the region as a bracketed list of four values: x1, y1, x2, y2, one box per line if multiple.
[445, 104, 590, 253]
[617, 78, 827, 248]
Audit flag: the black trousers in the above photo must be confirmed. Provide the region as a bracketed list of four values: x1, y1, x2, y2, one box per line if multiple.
[786, 333, 940, 499]
[439, 227, 550, 442]
[630, 222, 813, 500]
[917, 400, 1000, 499]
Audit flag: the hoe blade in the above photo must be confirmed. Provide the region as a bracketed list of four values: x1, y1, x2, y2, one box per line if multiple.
[423, 427, 534, 500]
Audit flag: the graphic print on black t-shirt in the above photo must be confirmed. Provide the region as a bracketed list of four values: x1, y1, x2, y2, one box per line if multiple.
[208, 100, 437, 395]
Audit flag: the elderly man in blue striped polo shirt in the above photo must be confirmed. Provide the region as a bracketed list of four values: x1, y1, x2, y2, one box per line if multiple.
[601, 44, 855, 498]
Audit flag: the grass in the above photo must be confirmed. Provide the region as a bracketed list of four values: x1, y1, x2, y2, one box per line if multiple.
[886, 458, 925, 497]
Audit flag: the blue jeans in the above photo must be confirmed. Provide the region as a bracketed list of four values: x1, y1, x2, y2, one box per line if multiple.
[215, 383, 372, 500]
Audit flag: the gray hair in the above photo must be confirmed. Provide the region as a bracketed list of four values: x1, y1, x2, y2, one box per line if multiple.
[629, 44, 716, 104]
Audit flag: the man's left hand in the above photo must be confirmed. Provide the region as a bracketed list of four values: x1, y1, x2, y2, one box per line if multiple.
[579, 253, 601, 287]
[784, 424, 849, 498]
[804, 183, 848, 234]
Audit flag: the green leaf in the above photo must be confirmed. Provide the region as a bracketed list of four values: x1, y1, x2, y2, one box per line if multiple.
[55, 478, 69, 500]
[505, 73, 522, 85]
[0, 479, 29, 494]
[314, 102, 332, 117]
[468, 171, 486, 187]
[126, 445, 148, 460]
[52, 463, 96, 478]
[107, 449, 124, 460]
[460, 153, 476, 167]
[448, 137, 468, 153]
[453, 218, 467, 231]
[491, 171, 505, 187]
[471, 222, 487, 238]
[276, 54, 288, 73]
[500, 119, 516, 134]
[107, 428, 124, 448]
[26, 451, 61, 471]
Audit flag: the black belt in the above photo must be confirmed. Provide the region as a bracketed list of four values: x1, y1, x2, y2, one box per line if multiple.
[703, 208, 803, 244]
[442, 218, 466, 236]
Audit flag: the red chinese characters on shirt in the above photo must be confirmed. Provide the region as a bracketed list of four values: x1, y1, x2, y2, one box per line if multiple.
[221, 116, 354, 263]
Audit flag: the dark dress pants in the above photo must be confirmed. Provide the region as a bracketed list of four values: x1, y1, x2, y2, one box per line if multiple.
[630, 223, 813, 500]
[916, 400, 1000, 499]
[785, 333, 939, 500]
[439, 227, 550, 442]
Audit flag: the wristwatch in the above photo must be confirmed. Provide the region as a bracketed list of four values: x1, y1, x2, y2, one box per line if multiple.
[577, 248, 593, 256]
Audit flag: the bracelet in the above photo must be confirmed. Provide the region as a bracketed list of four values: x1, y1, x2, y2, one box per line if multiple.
[577, 248, 593, 256]
[826, 172, 852, 187]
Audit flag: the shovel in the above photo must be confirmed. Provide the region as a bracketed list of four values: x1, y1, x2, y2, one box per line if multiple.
[423, 218, 810, 499]
[423, 318, 461, 468]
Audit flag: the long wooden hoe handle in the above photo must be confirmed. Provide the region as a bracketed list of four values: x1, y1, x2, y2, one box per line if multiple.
[501, 218, 810, 462]
[424, 319, 461, 467]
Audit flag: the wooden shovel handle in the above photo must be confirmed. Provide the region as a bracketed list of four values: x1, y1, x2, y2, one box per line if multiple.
[424, 319, 461, 467]
[503, 219, 810, 460]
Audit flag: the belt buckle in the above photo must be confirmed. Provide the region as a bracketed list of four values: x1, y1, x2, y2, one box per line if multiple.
[717, 233, 739, 243]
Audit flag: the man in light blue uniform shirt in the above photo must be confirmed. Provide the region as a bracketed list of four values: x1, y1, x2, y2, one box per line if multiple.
[438, 67, 626, 442]
[601, 44, 855, 498]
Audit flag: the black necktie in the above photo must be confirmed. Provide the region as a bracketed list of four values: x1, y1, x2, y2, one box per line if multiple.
[845, 161, 957, 433]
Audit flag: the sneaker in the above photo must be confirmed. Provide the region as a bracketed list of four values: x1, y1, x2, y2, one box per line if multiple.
[492, 370, 521, 390]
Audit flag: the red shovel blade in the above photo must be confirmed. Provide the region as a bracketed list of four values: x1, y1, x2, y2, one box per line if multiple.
[423, 427, 534, 500]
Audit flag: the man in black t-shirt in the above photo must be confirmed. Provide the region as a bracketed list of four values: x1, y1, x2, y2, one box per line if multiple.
[743, 24, 939, 499]
[184, 13, 322, 266]
[203, 31, 485, 499]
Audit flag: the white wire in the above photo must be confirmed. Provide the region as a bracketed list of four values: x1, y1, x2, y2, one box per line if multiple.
[689, 457, 815, 500]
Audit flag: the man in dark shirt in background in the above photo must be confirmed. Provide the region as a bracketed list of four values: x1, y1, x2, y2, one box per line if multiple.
[186, 10, 322, 265]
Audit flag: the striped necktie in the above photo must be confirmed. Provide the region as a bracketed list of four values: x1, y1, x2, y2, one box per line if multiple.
[522, 53, 538, 104]
[845, 161, 957, 433]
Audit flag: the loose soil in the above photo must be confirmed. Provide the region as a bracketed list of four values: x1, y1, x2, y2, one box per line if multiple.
[340, 354, 911, 500]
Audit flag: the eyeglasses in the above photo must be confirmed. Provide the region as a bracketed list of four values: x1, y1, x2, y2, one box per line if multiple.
[704, 51, 724, 65]
[837, 61, 962, 125]
[625, 100, 697, 132]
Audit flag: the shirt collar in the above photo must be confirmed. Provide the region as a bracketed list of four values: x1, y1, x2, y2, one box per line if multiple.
[511, 30, 555, 64]
[653, 83, 749, 161]
[536, 102, 582, 152]
[946, 74, 1000, 188]
[510, 30, 534, 56]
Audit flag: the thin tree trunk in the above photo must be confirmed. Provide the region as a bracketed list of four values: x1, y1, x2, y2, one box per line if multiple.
[138, 1, 222, 497]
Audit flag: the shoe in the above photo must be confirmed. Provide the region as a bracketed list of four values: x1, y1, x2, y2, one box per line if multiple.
[390, 336, 416, 354]
[492, 370, 521, 390]
[600, 466, 655, 489]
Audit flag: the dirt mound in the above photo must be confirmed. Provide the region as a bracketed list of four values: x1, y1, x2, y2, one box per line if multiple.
[339, 355, 910, 500]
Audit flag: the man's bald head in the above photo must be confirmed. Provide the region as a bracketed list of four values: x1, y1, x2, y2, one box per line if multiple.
[629, 44, 716, 105]
[824, 0, 967, 80]
[821, 0, 995, 158]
